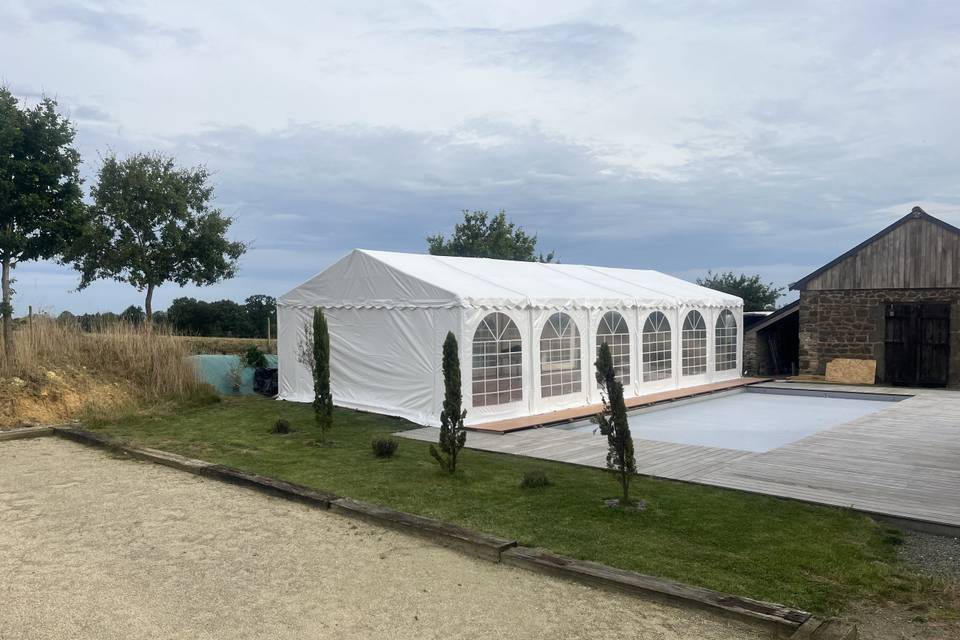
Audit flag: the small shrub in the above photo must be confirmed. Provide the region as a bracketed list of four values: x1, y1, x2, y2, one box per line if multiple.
[225, 361, 243, 392]
[371, 436, 399, 458]
[272, 418, 291, 434]
[244, 345, 269, 368]
[520, 470, 552, 489]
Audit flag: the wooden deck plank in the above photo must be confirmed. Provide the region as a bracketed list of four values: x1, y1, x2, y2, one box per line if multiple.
[467, 377, 768, 433]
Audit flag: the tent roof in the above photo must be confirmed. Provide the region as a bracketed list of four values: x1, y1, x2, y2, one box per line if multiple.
[279, 249, 742, 310]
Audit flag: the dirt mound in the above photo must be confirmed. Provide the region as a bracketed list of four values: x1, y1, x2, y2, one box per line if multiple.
[0, 320, 215, 428]
[0, 368, 135, 429]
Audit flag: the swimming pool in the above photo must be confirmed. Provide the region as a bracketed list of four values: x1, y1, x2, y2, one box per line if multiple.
[557, 387, 902, 452]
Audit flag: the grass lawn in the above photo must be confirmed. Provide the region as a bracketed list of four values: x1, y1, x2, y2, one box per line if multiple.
[89, 395, 948, 617]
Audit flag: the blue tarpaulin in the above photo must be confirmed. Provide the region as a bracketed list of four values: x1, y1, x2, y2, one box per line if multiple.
[189, 354, 279, 395]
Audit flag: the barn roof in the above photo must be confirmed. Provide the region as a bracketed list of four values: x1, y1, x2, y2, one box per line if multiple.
[744, 299, 799, 334]
[279, 249, 742, 310]
[790, 207, 960, 291]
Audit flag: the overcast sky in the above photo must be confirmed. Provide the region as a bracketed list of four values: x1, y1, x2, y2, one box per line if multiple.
[4, 1, 960, 315]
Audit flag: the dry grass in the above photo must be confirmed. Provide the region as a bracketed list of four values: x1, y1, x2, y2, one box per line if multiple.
[177, 335, 274, 355]
[0, 319, 215, 428]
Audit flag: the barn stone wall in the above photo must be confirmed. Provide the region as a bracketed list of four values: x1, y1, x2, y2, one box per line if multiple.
[743, 332, 758, 375]
[798, 288, 960, 387]
[744, 329, 773, 376]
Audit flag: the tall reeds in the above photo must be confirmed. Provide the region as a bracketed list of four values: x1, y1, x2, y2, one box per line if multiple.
[0, 317, 207, 400]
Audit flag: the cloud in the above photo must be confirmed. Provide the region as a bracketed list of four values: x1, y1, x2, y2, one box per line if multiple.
[71, 104, 112, 123]
[408, 22, 635, 78]
[4, 1, 960, 314]
[29, 2, 200, 54]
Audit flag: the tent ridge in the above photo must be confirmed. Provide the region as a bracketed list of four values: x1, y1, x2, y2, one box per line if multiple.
[578, 265, 685, 305]
[424, 253, 532, 305]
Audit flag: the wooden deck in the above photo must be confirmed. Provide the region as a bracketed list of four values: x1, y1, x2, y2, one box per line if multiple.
[399, 382, 960, 531]
[468, 377, 767, 433]
[700, 383, 960, 530]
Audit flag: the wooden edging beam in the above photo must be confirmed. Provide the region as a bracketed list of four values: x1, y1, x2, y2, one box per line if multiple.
[0, 426, 54, 441]
[790, 615, 858, 639]
[24, 426, 824, 634]
[329, 498, 515, 563]
[501, 546, 812, 637]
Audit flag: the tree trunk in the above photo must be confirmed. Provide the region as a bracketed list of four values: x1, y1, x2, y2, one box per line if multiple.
[1, 256, 11, 361]
[144, 283, 155, 325]
[619, 442, 629, 505]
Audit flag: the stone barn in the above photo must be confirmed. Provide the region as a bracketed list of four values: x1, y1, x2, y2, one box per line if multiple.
[790, 206, 959, 388]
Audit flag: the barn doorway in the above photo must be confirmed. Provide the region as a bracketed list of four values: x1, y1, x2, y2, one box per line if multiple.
[884, 302, 950, 387]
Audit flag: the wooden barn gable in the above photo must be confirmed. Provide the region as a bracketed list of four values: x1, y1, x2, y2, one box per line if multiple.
[791, 207, 960, 291]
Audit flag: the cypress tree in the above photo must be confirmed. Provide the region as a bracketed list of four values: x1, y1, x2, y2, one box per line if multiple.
[312, 308, 333, 443]
[594, 342, 636, 505]
[431, 331, 467, 472]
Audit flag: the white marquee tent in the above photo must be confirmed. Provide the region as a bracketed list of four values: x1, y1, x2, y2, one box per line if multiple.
[278, 250, 743, 427]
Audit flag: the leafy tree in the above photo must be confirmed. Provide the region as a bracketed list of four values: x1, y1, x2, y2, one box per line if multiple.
[120, 305, 146, 325]
[428, 210, 555, 262]
[430, 331, 467, 472]
[594, 342, 636, 506]
[0, 88, 85, 357]
[76, 311, 120, 331]
[696, 271, 784, 312]
[209, 299, 252, 336]
[167, 297, 210, 334]
[244, 294, 277, 338]
[311, 308, 333, 444]
[57, 310, 77, 326]
[127, 295, 270, 336]
[69, 152, 246, 322]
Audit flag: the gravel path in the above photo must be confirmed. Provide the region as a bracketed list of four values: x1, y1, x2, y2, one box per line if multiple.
[0, 438, 771, 640]
[899, 531, 960, 581]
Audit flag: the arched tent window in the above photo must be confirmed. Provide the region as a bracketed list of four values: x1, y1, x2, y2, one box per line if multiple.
[681, 310, 707, 376]
[472, 313, 522, 407]
[642, 311, 671, 382]
[715, 310, 738, 371]
[597, 311, 630, 386]
[540, 312, 582, 397]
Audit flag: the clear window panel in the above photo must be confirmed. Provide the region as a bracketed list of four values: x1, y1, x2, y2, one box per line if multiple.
[596, 311, 631, 386]
[471, 313, 523, 407]
[642, 311, 672, 382]
[681, 310, 707, 376]
[715, 309, 738, 371]
[539, 312, 582, 398]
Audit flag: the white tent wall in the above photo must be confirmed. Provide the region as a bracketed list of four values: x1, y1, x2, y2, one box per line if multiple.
[278, 304, 460, 426]
[277, 304, 312, 402]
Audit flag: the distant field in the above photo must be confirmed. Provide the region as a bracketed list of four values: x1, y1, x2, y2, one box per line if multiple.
[177, 336, 275, 355]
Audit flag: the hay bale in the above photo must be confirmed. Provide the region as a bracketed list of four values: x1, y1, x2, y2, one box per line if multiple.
[825, 359, 876, 385]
